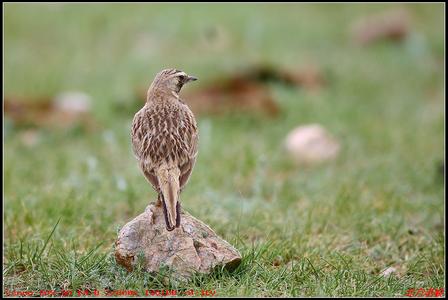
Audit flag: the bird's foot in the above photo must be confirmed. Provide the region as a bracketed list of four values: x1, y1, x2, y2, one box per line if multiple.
[155, 195, 163, 207]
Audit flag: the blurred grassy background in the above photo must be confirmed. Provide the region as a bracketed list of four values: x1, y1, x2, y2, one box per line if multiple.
[3, 3, 445, 297]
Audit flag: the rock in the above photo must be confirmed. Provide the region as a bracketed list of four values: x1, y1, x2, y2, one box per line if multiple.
[284, 124, 340, 165]
[115, 203, 242, 281]
[380, 266, 397, 277]
[53, 91, 91, 114]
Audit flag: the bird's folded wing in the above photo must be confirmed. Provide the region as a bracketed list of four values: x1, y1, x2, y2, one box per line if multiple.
[179, 129, 198, 190]
[142, 165, 160, 191]
[131, 110, 144, 160]
[179, 156, 196, 190]
[131, 109, 154, 163]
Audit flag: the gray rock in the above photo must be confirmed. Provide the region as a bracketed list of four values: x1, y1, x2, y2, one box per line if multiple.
[115, 203, 241, 280]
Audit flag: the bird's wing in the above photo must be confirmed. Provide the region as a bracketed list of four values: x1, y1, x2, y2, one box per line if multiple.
[179, 151, 197, 190]
[142, 164, 160, 192]
[131, 108, 160, 191]
[131, 108, 145, 161]
[179, 108, 199, 190]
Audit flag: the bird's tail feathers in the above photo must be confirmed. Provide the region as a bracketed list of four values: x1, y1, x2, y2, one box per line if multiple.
[156, 167, 180, 231]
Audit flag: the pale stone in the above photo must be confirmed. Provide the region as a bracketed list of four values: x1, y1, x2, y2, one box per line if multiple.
[285, 124, 340, 165]
[53, 91, 91, 114]
[380, 266, 397, 277]
[115, 203, 241, 281]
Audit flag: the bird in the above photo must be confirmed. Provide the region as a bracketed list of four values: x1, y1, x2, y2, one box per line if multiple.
[131, 68, 199, 231]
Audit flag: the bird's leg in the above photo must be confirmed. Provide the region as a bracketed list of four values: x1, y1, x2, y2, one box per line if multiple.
[158, 192, 175, 231]
[175, 201, 181, 228]
[156, 192, 163, 207]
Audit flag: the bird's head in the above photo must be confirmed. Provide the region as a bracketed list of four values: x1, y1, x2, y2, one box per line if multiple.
[148, 68, 198, 98]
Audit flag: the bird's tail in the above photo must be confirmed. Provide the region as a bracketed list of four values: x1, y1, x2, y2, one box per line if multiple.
[156, 166, 181, 231]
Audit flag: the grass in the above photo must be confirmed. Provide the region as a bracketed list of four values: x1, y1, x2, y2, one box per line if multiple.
[3, 3, 445, 297]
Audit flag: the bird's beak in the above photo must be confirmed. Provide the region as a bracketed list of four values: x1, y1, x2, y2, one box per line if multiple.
[186, 75, 198, 83]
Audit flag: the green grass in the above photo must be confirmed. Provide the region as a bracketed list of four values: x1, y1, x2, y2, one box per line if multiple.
[3, 3, 445, 297]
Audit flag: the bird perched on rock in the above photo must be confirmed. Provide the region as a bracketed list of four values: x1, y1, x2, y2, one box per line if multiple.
[131, 68, 199, 231]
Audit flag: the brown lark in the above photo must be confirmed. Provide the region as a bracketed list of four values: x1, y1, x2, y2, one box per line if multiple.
[131, 68, 199, 231]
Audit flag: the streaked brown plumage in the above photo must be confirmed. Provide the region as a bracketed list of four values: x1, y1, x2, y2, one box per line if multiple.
[131, 68, 199, 231]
